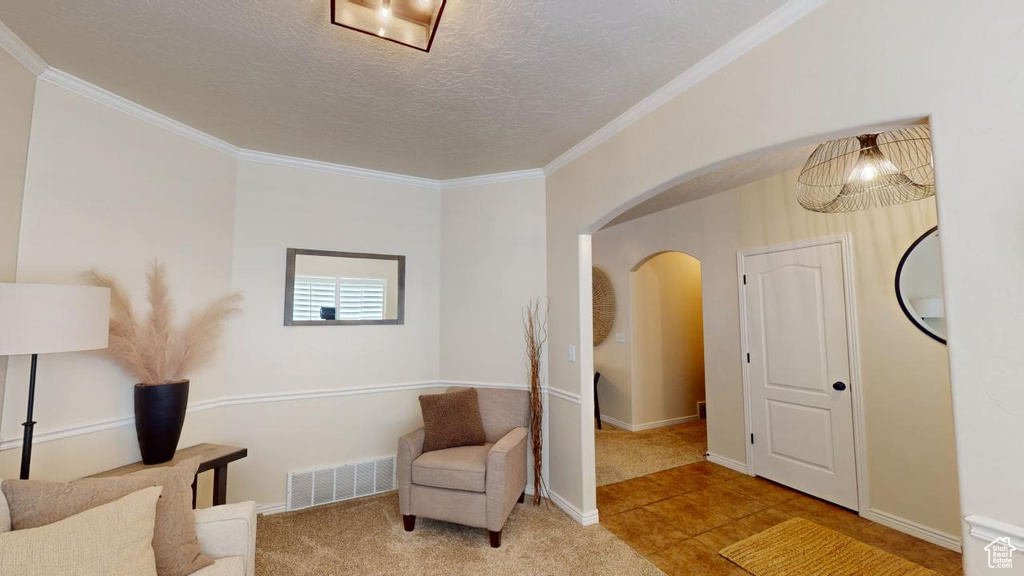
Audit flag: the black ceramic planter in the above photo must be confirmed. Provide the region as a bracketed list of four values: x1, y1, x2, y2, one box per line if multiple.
[134, 380, 189, 464]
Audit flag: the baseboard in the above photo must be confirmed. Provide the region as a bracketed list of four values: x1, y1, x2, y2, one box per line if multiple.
[601, 414, 698, 432]
[704, 454, 960, 553]
[706, 453, 749, 474]
[256, 502, 287, 516]
[261, 487, 601, 526]
[525, 486, 599, 526]
[862, 508, 961, 552]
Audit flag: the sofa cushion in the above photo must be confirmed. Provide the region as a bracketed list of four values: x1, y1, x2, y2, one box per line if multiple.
[419, 388, 488, 453]
[0, 486, 162, 576]
[0, 477, 10, 533]
[2, 456, 213, 576]
[191, 556, 245, 576]
[412, 444, 492, 493]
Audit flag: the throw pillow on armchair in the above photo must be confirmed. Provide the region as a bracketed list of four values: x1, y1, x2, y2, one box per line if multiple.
[418, 387, 487, 453]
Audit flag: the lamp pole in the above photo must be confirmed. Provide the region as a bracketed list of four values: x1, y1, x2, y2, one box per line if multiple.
[20, 353, 38, 480]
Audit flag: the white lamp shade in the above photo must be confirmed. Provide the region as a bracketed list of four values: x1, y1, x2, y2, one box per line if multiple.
[0, 283, 111, 356]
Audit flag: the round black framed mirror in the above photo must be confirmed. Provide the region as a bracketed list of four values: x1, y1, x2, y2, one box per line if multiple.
[895, 226, 946, 344]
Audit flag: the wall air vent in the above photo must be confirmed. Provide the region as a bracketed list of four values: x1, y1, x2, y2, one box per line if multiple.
[286, 455, 396, 511]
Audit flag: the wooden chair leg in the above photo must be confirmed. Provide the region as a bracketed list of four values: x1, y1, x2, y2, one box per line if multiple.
[403, 515, 416, 532]
[518, 491, 525, 504]
[594, 372, 603, 430]
[488, 529, 502, 548]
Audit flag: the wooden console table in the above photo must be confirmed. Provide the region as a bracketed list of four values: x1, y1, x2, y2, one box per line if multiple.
[89, 443, 247, 508]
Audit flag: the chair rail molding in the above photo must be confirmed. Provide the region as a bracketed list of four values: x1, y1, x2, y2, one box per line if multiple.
[546, 387, 581, 404]
[0, 380, 532, 451]
[965, 515, 1024, 548]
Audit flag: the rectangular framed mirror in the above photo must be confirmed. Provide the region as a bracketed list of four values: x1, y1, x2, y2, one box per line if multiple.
[284, 248, 406, 326]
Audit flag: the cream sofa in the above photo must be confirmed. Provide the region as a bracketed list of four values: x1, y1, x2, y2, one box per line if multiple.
[0, 479, 257, 576]
[398, 387, 529, 548]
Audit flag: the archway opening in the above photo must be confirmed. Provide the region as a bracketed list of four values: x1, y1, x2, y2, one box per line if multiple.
[592, 250, 707, 489]
[577, 125, 961, 568]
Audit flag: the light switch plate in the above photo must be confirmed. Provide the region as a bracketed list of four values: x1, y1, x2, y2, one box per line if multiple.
[569, 345, 576, 363]
[615, 333, 626, 343]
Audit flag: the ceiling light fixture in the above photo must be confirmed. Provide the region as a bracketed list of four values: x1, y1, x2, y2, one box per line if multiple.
[795, 125, 935, 213]
[331, 0, 447, 52]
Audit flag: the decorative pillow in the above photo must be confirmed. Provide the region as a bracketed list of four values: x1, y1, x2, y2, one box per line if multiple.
[419, 387, 487, 453]
[2, 456, 213, 576]
[0, 486, 162, 576]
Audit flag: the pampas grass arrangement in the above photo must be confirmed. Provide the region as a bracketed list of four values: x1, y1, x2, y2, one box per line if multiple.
[523, 297, 549, 506]
[85, 260, 243, 385]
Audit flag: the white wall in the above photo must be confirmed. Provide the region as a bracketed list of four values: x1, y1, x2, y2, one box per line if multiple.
[591, 168, 957, 537]
[0, 73, 549, 510]
[439, 178, 548, 385]
[0, 79, 237, 488]
[0, 47, 35, 434]
[544, 2, 1024, 570]
[632, 252, 704, 426]
[439, 177, 549, 492]
[223, 159, 442, 504]
[593, 250, 705, 427]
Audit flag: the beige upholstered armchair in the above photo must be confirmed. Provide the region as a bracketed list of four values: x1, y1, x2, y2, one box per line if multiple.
[398, 387, 529, 548]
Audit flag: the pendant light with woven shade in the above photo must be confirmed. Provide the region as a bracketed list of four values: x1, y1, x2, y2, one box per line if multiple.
[796, 125, 935, 213]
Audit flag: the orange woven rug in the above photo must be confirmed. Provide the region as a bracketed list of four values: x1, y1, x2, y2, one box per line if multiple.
[720, 518, 940, 576]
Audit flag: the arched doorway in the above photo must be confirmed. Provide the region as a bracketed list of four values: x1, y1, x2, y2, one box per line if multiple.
[592, 250, 707, 488]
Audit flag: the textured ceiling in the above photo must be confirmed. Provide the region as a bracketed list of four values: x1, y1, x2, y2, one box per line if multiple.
[603, 144, 816, 228]
[0, 0, 786, 179]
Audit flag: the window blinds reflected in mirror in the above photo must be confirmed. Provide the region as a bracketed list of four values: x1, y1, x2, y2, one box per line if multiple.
[284, 249, 405, 326]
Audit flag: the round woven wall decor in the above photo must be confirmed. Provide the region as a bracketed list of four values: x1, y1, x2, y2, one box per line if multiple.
[592, 267, 615, 346]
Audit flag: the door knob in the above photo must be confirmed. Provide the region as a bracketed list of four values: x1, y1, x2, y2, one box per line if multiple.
[832, 381, 847, 391]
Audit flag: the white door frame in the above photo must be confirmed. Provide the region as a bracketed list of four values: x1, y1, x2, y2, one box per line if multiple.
[736, 233, 870, 516]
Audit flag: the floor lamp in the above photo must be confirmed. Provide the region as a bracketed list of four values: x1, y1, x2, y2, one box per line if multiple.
[0, 283, 110, 479]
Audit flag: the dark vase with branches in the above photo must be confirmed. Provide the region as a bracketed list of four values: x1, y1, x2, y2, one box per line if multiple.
[87, 261, 242, 464]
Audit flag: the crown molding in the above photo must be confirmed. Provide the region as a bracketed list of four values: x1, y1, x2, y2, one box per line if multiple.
[31, 65, 542, 191]
[4, 1, 824, 187]
[237, 149, 441, 190]
[0, 19, 47, 76]
[542, 0, 828, 176]
[440, 169, 546, 190]
[38, 67, 239, 157]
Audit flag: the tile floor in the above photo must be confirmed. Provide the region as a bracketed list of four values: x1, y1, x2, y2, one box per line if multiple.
[597, 460, 963, 575]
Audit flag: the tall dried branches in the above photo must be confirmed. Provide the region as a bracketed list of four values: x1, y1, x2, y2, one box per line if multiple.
[85, 260, 242, 385]
[523, 297, 549, 506]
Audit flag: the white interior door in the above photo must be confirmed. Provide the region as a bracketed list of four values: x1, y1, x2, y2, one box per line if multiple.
[742, 241, 859, 510]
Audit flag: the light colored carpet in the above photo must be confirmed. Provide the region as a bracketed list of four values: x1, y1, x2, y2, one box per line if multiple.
[595, 419, 707, 486]
[256, 492, 664, 576]
[720, 518, 940, 576]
